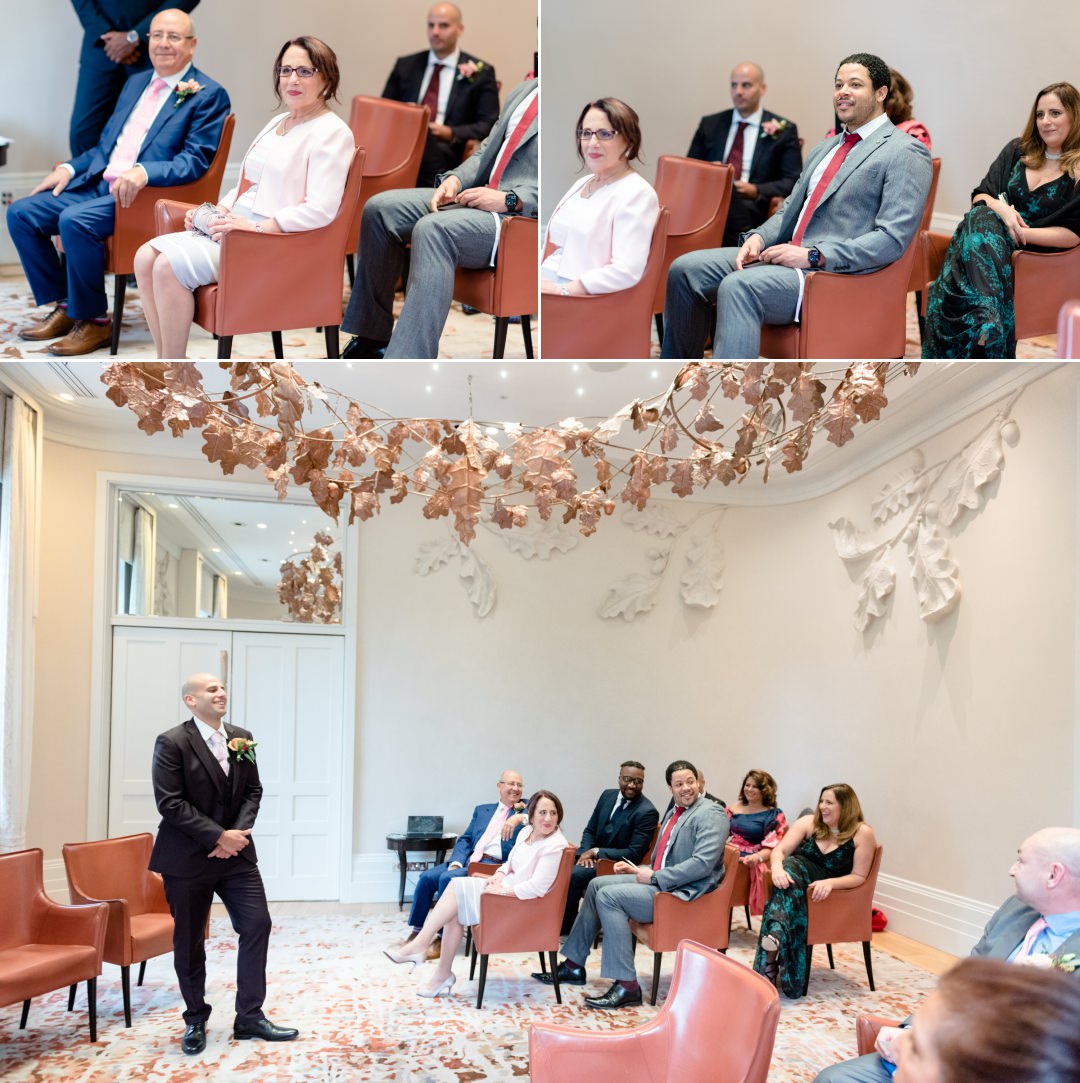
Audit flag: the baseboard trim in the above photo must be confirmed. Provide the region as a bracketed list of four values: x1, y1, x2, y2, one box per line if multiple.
[875, 874, 997, 957]
[43, 857, 70, 904]
[344, 851, 442, 905]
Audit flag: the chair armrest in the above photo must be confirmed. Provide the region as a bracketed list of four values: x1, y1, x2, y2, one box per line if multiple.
[529, 1022, 656, 1076]
[146, 870, 169, 913]
[155, 199, 198, 235]
[594, 858, 618, 877]
[33, 894, 109, 950]
[499, 215, 538, 264]
[467, 862, 499, 878]
[921, 231, 951, 289]
[856, 1014, 902, 1057]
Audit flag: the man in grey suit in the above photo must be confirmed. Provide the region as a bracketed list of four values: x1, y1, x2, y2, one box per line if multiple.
[814, 826, 1080, 1082]
[342, 77, 537, 360]
[662, 52, 932, 359]
[533, 759, 729, 1009]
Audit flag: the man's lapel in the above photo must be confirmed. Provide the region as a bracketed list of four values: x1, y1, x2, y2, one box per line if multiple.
[714, 112, 733, 161]
[139, 69, 195, 154]
[442, 53, 467, 121]
[184, 718, 227, 796]
[748, 109, 775, 175]
[817, 122, 893, 212]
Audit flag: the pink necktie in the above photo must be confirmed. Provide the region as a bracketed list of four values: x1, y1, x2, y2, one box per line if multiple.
[652, 806, 684, 870]
[209, 729, 230, 776]
[487, 93, 538, 190]
[470, 805, 509, 863]
[1016, 916, 1049, 959]
[104, 76, 169, 182]
[792, 131, 861, 246]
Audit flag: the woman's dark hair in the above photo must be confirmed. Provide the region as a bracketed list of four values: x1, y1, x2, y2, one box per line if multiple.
[812, 783, 864, 843]
[665, 759, 698, 786]
[1019, 81, 1080, 178]
[527, 790, 563, 825]
[836, 52, 891, 95]
[884, 68, 914, 124]
[274, 36, 341, 104]
[574, 97, 643, 167]
[739, 769, 778, 808]
[928, 957, 1080, 1082]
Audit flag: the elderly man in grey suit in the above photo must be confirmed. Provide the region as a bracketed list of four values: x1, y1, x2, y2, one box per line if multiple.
[342, 77, 537, 360]
[533, 759, 728, 1009]
[662, 52, 932, 359]
[814, 826, 1080, 1082]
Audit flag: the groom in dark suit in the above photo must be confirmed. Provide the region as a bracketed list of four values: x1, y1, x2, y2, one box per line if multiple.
[688, 61, 802, 247]
[149, 673, 297, 1055]
[562, 761, 659, 934]
[381, 2, 499, 187]
[9, 7, 229, 355]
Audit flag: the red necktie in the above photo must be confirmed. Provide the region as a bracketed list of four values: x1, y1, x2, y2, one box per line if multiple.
[487, 93, 538, 190]
[726, 121, 748, 180]
[792, 131, 861, 246]
[652, 806, 684, 870]
[420, 62, 443, 118]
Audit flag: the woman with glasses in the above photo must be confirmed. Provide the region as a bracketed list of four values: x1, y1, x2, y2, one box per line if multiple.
[134, 36, 354, 357]
[540, 98, 659, 296]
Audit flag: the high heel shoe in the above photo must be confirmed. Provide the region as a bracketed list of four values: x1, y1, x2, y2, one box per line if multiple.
[760, 934, 781, 990]
[384, 947, 427, 967]
[417, 973, 456, 998]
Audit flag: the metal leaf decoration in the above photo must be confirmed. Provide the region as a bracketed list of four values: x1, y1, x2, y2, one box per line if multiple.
[278, 530, 343, 624]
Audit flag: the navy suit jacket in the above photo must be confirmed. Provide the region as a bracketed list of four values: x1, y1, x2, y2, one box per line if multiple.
[449, 801, 524, 867]
[578, 789, 659, 863]
[66, 64, 229, 190]
[72, 1, 200, 41]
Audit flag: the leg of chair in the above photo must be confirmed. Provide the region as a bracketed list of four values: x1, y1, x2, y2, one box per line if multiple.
[492, 317, 508, 359]
[346, 253, 355, 287]
[802, 945, 813, 997]
[464, 926, 471, 957]
[826, 944, 835, 969]
[549, 950, 561, 1005]
[137, 960, 147, 986]
[915, 291, 925, 342]
[655, 313, 664, 346]
[538, 952, 547, 975]
[121, 964, 132, 1027]
[469, 940, 477, 980]
[271, 330, 284, 359]
[650, 952, 662, 1006]
[68, 984, 77, 1011]
[520, 315, 534, 359]
[324, 325, 340, 359]
[88, 977, 98, 1043]
[111, 274, 126, 355]
[744, 906, 752, 930]
[217, 335, 233, 359]
[20, 1000, 30, 1028]
[863, 940, 876, 991]
[475, 954, 488, 1008]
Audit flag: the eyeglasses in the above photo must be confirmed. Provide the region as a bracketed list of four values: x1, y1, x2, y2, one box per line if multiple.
[577, 128, 618, 142]
[618, 775, 644, 786]
[149, 31, 193, 43]
[277, 66, 319, 79]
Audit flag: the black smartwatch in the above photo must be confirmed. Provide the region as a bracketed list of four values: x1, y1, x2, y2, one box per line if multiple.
[504, 191, 519, 214]
[807, 246, 824, 269]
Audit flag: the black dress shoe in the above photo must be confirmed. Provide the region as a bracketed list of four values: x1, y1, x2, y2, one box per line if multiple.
[584, 981, 643, 1009]
[233, 1017, 300, 1042]
[181, 1022, 206, 1054]
[531, 960, 587, 985]
[341, 335, 389, 359]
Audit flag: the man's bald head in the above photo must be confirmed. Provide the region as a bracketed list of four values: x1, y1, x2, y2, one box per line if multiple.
[181, 673, 228, 726]
[427, 3, 464, 58]
[730, 61, 766, 117]
[1011, 827, 1080, 914]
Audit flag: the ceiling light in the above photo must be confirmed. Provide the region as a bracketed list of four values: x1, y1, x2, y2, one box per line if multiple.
[500, 370, 508, 379]
[168, 503, 178, 509]
[58, 393, 74, 402]
[576, 387, 585, 396]
[210, 547, 221, 553]
[256, 523, 267, 529]
[425, 384, 432, 392]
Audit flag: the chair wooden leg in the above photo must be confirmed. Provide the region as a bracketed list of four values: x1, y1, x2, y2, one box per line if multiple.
[121, 964, 132, 1027]
[111, 275, 126, 355]
[654, 312, 664, 347]
[520, 314, 534, 359]
[863, 940, 876, 991]
[137, 960, 147, 986]
[469, 941, 477, 980]
[650, 952, 662, 1006]
[346, 253, 356, 287]
[538, 952, 547, 975]
[325, 325, 340, 359]
[475, 954, 488, 1008]
[802, 945, 813, 997]
[20, 999, 30, 1028]
[272, 330, 284, 359]
[68, 984, 76, 1011]
[464, 927, 472, 957]
[88, 977, 98, 1043]
[915, 290, 925, 342]
[217, 335, 233, 359]
[744, 906, 752, 930]
[492, 316, 508, 359]
[826, 943, 835, 969]
[549, 950, 561, 1004]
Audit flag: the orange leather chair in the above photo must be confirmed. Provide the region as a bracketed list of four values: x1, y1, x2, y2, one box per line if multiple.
[452, 215, 537, 358]
[467, 847, 575, 1008]
[652, 157, 734, 344]
[108, 113, 235, 355]
[1059, 299, 1080, 358]
[0, 848, 108, 1042]
[344, 96, 429, 284]
[154, 145, 365, 358]
[529, 938, 780, 1083]
[462, 859, 499, 958]
[541, 207, 670, 359]
[62, 833, 179, 1027]
[629, 844, 741, 1004]
[857, 1013, 901, 1056]
[802, 844, 884, 996]
[909, 157, 941, 338]
[728, 858, 754, 932]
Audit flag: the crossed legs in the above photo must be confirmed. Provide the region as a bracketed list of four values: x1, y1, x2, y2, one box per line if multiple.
[134, 244, 196, 358]
[401, 876, 466, 992]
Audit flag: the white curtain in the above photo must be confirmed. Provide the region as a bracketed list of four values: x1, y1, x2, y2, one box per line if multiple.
[212, 574, 228, 619]
[0, 395, 41, 853]
[130, 506, 156, 616]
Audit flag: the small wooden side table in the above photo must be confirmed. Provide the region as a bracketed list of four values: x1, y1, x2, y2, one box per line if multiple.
[385, 833, 458, 910]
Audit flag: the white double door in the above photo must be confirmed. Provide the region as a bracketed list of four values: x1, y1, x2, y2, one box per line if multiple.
[109, 626, 345, 900]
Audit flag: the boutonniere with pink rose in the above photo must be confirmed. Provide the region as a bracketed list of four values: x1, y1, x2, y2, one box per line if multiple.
[456, 60, 484, 83]
[512, 801, 527, 816]
[761, 118, 789, 139]
[173, 79, 203, 108]
[227, 736, 258, 764]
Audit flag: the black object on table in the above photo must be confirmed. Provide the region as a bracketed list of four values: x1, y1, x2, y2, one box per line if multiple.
[386, 832, 458, 911]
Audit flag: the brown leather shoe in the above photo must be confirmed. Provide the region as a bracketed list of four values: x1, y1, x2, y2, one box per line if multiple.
[19, 304, 76, 341]
[426, 939, 441, 961]
[47, 319, 113, 356]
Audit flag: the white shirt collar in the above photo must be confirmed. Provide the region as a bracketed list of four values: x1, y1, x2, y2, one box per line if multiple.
[426, 48, 460, 71]
[733, 107, 764, 129]
[192, 716, 225, 745]
[846, 110, 890, 141]
[151, 63, 193, 92]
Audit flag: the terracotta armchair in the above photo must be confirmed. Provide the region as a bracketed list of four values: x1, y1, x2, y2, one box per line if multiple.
[467, 847, 575, 1008]
[108, 113, 235, 355]
[652, 157, 734, 343]
[728, 857, 754, 932]
[153, 144, 365, 358]
[593, 823, 659, 879]
[344, 96, 429, 284]
[452, 215, 537, 358]
[529, 938, 780, 1083]
[62, 832, 182, 1027]
[856, 1013, 902, 1056]
[908, 157, 941, 338]
[628, 844, 740, 1004]
[1059, 299, 1080, 358]
[802, 844, 883, 996]
[0, 848, 108, 1042]
[541, 208, 670, 359]
[462, 860, 499, 958]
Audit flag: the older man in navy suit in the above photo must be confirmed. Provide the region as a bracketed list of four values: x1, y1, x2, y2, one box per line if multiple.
[400, 769, 527, 958]
[9, 8, 228, 355]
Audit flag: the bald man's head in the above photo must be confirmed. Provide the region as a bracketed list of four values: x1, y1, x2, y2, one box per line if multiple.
[182, 673, 228, 726]
[1011, 827, 1080, 914]
[730, 61, 766, 117]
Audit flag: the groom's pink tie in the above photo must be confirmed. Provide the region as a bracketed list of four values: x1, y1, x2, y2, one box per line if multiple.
[104, 76, 169, 182]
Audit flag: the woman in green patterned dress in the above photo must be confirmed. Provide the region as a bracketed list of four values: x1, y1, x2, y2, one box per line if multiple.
[923, 82, 1080, 358]
[753, 783, 877, 998]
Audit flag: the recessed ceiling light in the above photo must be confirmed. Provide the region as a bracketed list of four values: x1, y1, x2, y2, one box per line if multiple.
[571, 364, 580, 373]
[211, 547, 221, 553]
[232, 571, 242, 576]
[301, 519, 307, 525]
[256, 523, 267, 529]
[576, 387, 585, 396]
[500, 370, 508, 379]
[431, 363, 439, 371]
[58, 393, 74, 402]
[425, 384, 432, 392]
[651, 370, 659, 379]
[168, 503, 179, 509]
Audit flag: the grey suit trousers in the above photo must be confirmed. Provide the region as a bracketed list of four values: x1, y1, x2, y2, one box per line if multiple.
[341, 188, 497, 359]
[813, 1054, 892, 1082]
[562, 873, 659, 982]
[661, 247, 802, 359]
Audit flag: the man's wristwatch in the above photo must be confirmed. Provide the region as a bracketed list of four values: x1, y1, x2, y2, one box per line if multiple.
[504, 191, 519, 214]
[126, 29, 140, 44]
[807, 246, 824, 269]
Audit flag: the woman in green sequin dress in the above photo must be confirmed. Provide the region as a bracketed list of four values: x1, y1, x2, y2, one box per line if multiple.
[924, 82, 1080, 358]
[753, 783, 877, 998]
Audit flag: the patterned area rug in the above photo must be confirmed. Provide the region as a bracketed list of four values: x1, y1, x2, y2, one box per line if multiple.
[1, 913, 938, 1082]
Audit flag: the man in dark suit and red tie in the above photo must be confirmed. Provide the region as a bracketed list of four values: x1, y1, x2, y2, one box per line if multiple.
[149, 673, 297, 1055]
[381, 2, 500, 188]
[688, 61, 802, 247]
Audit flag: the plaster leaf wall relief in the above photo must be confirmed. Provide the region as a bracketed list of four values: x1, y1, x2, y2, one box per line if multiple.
[829, 398, 1021, 631]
